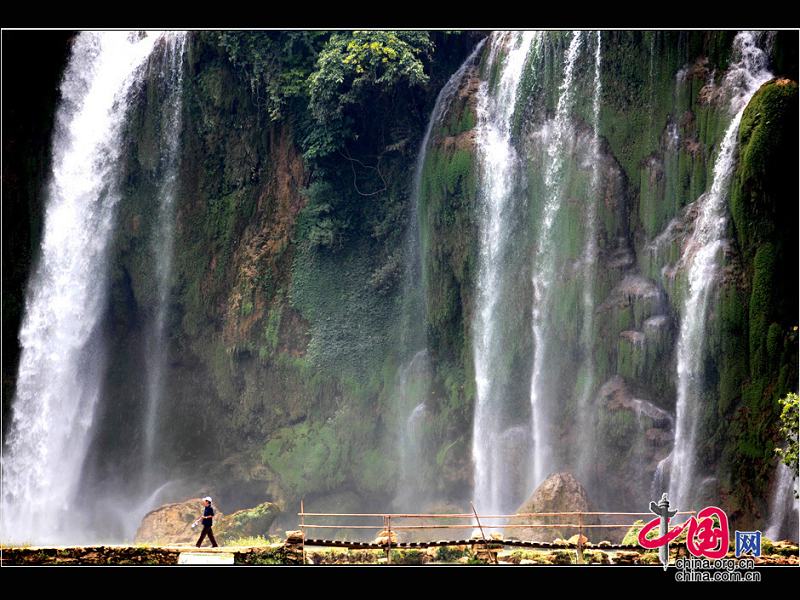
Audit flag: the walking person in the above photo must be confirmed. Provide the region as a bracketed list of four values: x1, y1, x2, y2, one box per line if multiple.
[195, 496, 219, 548]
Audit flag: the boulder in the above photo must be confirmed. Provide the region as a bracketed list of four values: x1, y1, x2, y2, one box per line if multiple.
[135, 498, 223, 545]
[373, 529, 398, 545]
[215, 501, 282, 542]
[505, 472, 598, 542]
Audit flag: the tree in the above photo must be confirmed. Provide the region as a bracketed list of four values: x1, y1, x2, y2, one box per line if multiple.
[214, 31, 329, 121]
[305, 31, 434, 158]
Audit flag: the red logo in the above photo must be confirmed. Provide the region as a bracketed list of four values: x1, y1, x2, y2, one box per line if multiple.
[638, 505, 729, 560]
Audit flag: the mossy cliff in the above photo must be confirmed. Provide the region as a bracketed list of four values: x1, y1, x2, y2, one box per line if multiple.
[721, 78, 798, 528]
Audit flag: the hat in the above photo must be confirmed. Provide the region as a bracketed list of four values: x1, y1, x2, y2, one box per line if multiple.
[203, 496, 212, 503]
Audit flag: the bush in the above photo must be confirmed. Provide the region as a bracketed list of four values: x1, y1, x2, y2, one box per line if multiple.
[776, 391, 799, 479]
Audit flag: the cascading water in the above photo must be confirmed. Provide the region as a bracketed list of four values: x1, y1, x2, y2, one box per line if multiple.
[529, 31, 583, 489]
[574, 31, 602, 482]
[472, 31, 538, 516]
[765, 462, 799, 541]
[667, 32, 772, 511]
[143, 33, 187, 474]
[393, 350, 432, 510]
[0, 32, 166, 545]
[394, 39, 485, 511]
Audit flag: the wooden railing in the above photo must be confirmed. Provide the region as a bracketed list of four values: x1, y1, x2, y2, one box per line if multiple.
[297, 501, 697, 563]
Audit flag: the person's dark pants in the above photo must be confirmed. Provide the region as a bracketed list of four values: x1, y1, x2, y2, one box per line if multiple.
[196, 525, 218, 547]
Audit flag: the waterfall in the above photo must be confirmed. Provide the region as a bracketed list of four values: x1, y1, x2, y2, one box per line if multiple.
[529, 31, 583, 489]
[394, 350, 432, 510]
[668, 32, 772, 511]
[472, 31, 538, 515]
[575, 31, 602, 482]
[143, 33, 187, 474]
[0, 32, 167, 545]
[394, 39, 485, 511]
[765, 462, 799, 541]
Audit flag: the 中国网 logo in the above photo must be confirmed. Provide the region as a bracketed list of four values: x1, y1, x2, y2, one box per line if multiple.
[638, 493, 732, 569]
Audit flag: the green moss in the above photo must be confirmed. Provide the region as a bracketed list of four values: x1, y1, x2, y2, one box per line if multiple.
[259, 304, 282, 361]
[435, 546, 469, 562]
[731, 79, 798, 258]
[766, 322, 782, 363]
[749, 243, 776, 377]
[617, 334, 646, 380]
[419, 127, 478, 370]
[716, 286, 748, 417]
[352, 447, 397, 496]
[599, 408, 637, 454]
[261, 420, 348, 497]
[721, 78, 799, 518]
[218, 503, 281, 541]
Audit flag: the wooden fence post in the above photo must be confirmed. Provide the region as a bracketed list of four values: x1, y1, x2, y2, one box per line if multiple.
[300, 498, 305, 565]
[386, 516, 392, 564]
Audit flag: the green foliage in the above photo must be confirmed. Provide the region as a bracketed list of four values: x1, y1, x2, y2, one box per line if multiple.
[621, 520, 650, 546]
[549, 550, 575, 565]
[296, 179, 349, 250]
[435, 545, 468, 562]
[289, 238, 395, 376]
[352, 447, 397, 496]
[94, 30, 799, 530]
[306, 31, 433, 158]
[243, 552, 285, 565]
[716, 286, 748, 417]
[214, 31, 329, 121]
[466, 554, 489, 565]
[776, 392, 799, 478]
[389, 549, 426, 564]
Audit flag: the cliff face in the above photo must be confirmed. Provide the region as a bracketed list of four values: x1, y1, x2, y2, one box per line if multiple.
[4, 31, 797, 534]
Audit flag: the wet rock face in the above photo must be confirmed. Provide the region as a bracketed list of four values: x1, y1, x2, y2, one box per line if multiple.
[592, 376, 673, 511]
[506, 472, 598, 542]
